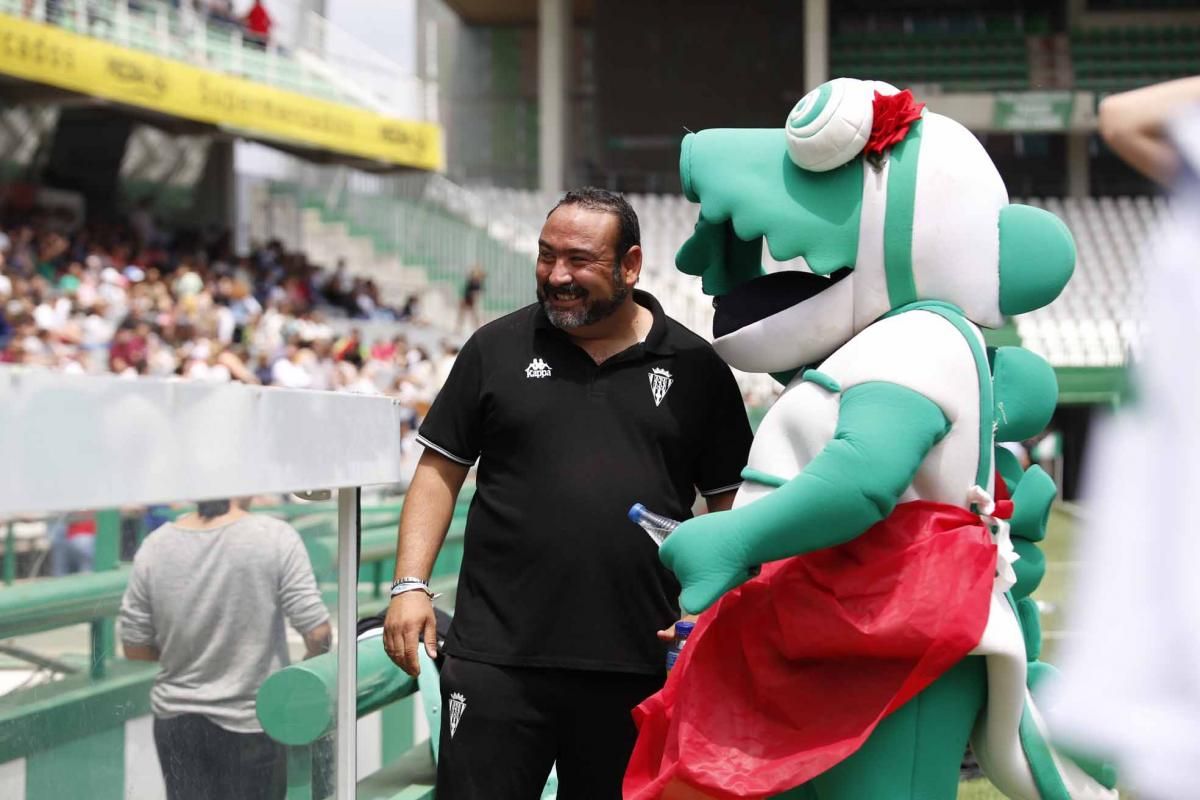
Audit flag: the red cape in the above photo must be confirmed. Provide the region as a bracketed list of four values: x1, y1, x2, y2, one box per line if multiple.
[624, 501, 996, 799]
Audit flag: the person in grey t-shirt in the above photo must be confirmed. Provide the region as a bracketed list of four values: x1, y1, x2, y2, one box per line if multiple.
[119, 498, 331, 800]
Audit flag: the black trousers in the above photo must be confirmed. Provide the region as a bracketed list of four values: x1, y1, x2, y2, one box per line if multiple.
[153, 714, 287, 800]
[436, 655, 664, 800]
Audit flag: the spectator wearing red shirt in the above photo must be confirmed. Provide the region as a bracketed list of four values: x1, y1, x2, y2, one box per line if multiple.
[50, 511, 96, 575]
[109, 320, 150, 374]
[244, 0, 272, 48]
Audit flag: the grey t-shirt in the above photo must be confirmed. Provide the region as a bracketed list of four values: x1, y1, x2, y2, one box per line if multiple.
[119, 514, 329, 733]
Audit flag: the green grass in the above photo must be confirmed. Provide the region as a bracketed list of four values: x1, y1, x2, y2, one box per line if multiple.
[956, 506, 1080, 798]
[1029, 506, 1077, 664]
[958, 779, 1005, 799]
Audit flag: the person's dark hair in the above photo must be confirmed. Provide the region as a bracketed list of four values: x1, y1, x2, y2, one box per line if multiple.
[550, 187, 641, 261]
[196, 499, 232, 519]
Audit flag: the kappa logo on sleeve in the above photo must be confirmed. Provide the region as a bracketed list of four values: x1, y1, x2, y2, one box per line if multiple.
[448, 692, 467, 738]
[524, 358, 552, 379]
[649, 367, 674, 406]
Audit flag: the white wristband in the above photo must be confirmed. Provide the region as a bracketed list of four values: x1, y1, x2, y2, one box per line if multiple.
[389, 580, 439, 600]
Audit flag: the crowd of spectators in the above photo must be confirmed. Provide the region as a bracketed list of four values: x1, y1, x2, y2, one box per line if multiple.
[0, 210, 457, 424]
[0, 206, 468, 575]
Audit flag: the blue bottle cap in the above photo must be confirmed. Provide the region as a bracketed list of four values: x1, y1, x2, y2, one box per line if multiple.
[674, 621, 695, 637]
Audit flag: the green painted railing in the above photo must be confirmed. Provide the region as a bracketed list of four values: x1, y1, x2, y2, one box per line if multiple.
[259, 627, 414, 746]
[0, 491, 473, 800]
[262, 584, 458, 753]
[257, 568, 453, 800]
[0, 568, 130, 641]
[0, 660, 157, 765]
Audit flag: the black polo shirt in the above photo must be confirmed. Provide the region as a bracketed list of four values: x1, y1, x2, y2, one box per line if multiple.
[417, 290, 752, 674]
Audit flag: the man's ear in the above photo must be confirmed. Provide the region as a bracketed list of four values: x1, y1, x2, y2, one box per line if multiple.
[621, 244, 643, 287]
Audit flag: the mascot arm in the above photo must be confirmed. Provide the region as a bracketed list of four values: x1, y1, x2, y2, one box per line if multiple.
[662, 381, 950, 613]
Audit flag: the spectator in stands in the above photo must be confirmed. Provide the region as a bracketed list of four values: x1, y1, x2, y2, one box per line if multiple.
[109, 318, 150, 375]
[322, 258, 354, 312]
[433, 339, 459, 388]
[370, 333, 403, 363]
[396, 293, 419, 323]
[270, 343, 313, 389]
[120, 498, 330, 800]
[129, 198, 157, 249]
[0, 213, 452, 432]
[332, 326, 364, 367]
[243, 0, 272, 49]
[457, 265, 485, 332]
[48, 510, 96, 575]
[382, 188, 753, 798]
[207, 0, 240, 30]
[251, 352, 273, 385]
[0, 254, 11, 303]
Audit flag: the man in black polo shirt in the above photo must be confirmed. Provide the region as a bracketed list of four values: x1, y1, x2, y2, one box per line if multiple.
[382, 188, 752, 799]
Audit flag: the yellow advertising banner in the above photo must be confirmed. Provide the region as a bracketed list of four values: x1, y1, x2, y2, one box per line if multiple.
[0, 13, 443, 170]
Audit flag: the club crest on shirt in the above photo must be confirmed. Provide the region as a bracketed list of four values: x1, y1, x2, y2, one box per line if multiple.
[448, 692, 467, 738]
[525, 357, 552, 379]
[649, 367, 674, 407]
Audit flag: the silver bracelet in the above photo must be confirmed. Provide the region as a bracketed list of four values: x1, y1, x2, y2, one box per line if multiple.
[389, 578, 439, 599]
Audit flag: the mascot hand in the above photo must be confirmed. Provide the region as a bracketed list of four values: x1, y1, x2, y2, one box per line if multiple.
[660, 511, 752, 614]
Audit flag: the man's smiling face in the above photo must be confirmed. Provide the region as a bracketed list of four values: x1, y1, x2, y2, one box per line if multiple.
[535, 205, 632, 330]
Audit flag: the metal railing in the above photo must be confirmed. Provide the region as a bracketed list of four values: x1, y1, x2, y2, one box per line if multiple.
[2, 0, 435, 120]
[0, 369, 411, 800]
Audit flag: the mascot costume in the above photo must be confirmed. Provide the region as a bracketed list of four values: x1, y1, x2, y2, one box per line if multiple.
[623, 79, 1118, 800]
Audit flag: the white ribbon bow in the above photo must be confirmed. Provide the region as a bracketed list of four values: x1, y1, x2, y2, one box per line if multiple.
[968, 484, 1019, 593]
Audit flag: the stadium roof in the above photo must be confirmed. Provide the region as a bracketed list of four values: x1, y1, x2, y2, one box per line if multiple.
[442, 0, 592, 25]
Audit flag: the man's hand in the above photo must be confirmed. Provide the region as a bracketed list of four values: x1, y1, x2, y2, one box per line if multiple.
[659, 511, 751, 615]
[383, 593, 438, 677]
[657, 613, 699, 642]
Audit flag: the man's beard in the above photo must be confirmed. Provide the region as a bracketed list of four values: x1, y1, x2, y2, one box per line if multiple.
[537, 279, 629, 330]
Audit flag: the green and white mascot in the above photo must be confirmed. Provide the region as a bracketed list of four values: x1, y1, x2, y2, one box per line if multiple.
[624, 79, 1118, 800]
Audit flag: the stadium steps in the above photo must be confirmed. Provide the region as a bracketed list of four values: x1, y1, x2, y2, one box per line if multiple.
[297, 204, 433, 304]
[250, 186, 431, 305]
[289, 186, 532, 316]
[253, 183, 528, 322]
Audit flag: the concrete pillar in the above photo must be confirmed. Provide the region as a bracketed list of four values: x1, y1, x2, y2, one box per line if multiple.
[1067, 131, 1090, 198]
[804, 0, 829, 91]
[538, 0, 569, 193]
[194, 137, 238, 233]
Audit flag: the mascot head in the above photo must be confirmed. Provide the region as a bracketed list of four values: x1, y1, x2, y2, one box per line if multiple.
[677, 77, 1076, 373]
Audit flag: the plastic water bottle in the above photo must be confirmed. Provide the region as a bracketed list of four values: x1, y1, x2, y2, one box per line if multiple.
[628, 503, 680, 547]
[665, 620, 695, 671]
[628, 502, 763, 579]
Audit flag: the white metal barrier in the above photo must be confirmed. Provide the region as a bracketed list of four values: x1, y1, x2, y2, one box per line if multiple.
[0, 367, 407, 800]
